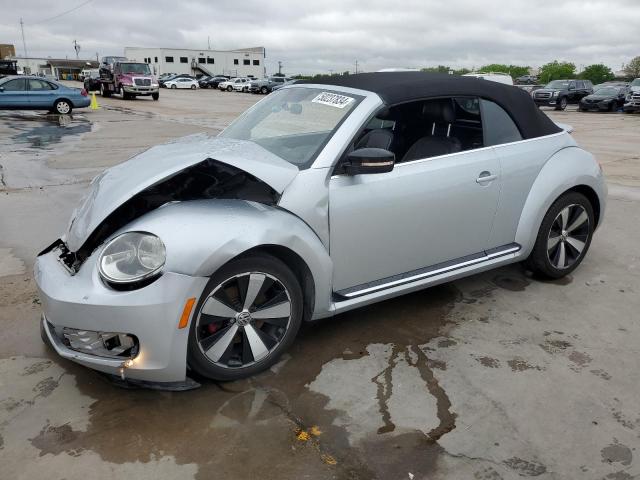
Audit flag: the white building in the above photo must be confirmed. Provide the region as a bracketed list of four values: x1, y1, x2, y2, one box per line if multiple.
[124, 46, 266, 78]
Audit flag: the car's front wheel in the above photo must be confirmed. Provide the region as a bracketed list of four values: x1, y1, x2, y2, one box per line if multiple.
[188, 255, 303, 381]
[526, 191, 594, 279]
[556, 97, 568, 110]
[261, 86, 268, 94]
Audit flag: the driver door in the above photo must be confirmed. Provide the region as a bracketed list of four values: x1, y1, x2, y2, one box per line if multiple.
[328, 99, 501, 293]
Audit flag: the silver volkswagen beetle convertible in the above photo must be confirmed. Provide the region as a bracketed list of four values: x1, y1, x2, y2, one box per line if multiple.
[35, 72, 606, 387]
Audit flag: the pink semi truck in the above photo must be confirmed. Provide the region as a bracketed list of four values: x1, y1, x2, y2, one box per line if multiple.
[98, 56, 159, 100]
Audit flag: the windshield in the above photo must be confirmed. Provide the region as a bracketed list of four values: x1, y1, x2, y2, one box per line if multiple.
[595, 87, 620, 96]
[546, 80, 570, 89]
[631, 79, 640, 87]
[119, 63, 151, 75]
[220, 87, 364, 169]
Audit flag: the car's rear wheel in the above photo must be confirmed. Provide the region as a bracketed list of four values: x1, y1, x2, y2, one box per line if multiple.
[191, 85, 196, 89]
[171, 84, 177, 89]
[261, 86, 268, 94]
[526, 192, 594, 279]
[188, 255, 303, 381]
[54, 99, 72, 114]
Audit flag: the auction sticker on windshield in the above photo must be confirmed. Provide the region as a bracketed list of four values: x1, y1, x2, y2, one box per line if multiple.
[312, 92, 355, 109]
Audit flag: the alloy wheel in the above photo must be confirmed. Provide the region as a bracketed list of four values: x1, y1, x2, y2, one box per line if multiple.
[195, 272, 292, 369]
[547, 204, 590, 269]
[56, 101, 70, 114]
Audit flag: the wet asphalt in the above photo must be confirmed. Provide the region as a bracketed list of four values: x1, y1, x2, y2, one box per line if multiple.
[0, 88, 639, 480]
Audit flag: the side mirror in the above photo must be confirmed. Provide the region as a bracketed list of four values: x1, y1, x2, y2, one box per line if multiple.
[345, 148, 395, 175]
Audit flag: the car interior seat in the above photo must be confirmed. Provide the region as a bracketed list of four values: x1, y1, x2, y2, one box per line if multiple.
[401, 100, 462, 162]
[355, 107, 395, 151]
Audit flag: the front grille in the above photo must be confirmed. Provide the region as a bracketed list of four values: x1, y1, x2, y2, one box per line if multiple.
[535, 91, 551, 100]
[134, 78, 151, 86]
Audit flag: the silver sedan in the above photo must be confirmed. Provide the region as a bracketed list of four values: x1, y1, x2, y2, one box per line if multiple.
[35, 72, 606, 387]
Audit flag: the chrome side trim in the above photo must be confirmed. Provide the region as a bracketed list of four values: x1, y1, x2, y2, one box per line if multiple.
[337, 243, 521, 298]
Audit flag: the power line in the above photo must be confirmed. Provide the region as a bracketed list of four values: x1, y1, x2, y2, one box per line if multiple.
[31, 0, 94, 25]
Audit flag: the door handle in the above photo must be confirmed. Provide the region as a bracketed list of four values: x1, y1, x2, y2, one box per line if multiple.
[476, 172, 497, 184]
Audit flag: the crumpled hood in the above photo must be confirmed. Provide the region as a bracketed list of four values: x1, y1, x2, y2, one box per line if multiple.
[65, 135, 299, 252]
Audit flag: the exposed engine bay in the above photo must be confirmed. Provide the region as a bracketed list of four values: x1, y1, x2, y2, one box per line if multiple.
[40, 159, 279, 273]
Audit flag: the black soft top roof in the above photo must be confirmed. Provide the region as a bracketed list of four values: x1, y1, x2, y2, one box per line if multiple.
[307, 72, 561, 139]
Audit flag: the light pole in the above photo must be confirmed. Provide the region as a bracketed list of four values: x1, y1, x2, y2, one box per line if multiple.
[20, 18, 28, 58]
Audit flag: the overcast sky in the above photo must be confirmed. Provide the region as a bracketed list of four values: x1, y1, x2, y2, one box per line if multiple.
[1, 0, 639, 75]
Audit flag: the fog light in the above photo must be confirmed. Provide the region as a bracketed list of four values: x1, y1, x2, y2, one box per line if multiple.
[62, 328, 138, 359]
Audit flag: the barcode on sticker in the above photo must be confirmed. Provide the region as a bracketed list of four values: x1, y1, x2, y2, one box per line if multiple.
[312, 92, 355, 108]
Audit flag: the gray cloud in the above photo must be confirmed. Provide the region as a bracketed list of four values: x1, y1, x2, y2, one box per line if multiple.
[1, 0, 639, 74]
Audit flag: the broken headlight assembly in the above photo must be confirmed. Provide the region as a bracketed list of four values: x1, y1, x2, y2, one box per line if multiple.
[98, 232, 166, 286]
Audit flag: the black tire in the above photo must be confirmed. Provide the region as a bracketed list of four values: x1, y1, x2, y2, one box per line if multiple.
[54, 99, 72, 114]
[187, 254, 304, 381]
[100, 83, 111, 98]
[226, 85, 233, 91]
[260, 86, 268, 94]
[608, 102, 616, 112]
[526, 191, 595, 279]
[152, 92, 159, 100]
[556, 97, 568, 110]
[171, 84, 177, 89]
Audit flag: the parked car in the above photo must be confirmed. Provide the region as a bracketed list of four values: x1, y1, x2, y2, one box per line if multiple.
[578, 86, 627, 112]
[200, 76, 228, 89]
[593, 81, 629, 94]
[623, 78, 640, 113]
[271, 79, 301, 92]
[160, 74, 195, 87]
[79, 68, 99, 82]
[515, 74, 538, 85]
[463, 72, 514, 85]
[0, 75, 90, 114]
[218, 77, 250, 92]
[233, 78, 252, 92]
[517, 84, 544, 97]
[35, 72, 606, 386]
[533, 79, 593, 110]
[164, 78, 199, 89]
[83, 71, 102, 92]
[250, 76, 291, 94]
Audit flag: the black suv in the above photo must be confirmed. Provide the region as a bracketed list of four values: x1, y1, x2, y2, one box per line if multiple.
[533, 79, 593, 110]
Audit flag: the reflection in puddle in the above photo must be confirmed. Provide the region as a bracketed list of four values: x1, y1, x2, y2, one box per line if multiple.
[0, 111, 91, 150]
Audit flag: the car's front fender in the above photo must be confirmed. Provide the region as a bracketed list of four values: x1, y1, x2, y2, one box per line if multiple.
[515, 146, 606, 257]
[117, 199, 334, 317]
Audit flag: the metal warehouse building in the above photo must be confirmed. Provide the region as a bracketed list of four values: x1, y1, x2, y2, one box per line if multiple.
[124, 46, 266, 78]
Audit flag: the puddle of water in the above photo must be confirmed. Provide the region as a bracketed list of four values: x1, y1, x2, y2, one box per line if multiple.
[26, 284, 462, 479]
[0, 111, 91, 152]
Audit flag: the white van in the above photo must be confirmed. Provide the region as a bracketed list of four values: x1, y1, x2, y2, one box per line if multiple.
[463, 72, 514, 85]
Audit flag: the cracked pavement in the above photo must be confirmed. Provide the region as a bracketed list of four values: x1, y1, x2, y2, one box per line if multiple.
[1, 87, 639, 479]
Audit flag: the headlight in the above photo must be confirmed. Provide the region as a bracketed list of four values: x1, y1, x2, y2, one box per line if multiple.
[98, 232, 166, 284]
[552, 91, 559, 97]
[627, 94, 633, 101]
[151, 83, 159, 87]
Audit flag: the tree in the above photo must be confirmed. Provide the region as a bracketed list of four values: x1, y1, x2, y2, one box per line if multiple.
[538, 61, 576, 84]
[579, 64, 615, 85]
[421, 65, 451, 74]
[624, 56, 640, 78]
[478, 64, 530, 79]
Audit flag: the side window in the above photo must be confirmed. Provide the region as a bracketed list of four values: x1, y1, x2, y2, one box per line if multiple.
[2, 79, 27, 91]
[28, 79, 54, 90]
[576, 80, 585, 89]
[569, 81, 576, 89]
[480, 99, 522, 146]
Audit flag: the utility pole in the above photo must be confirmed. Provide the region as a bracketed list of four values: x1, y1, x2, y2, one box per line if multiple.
[20, 18, 28, 58]
[95, 52, 99, 62]
[208, 36, 211, 50]
[73, 40, 81, 59]
[277, 61, 282, 75]
[354, 60, 358, 74]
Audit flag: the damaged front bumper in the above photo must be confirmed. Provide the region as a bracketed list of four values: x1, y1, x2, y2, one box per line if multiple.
[35, 246, 208, 383]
